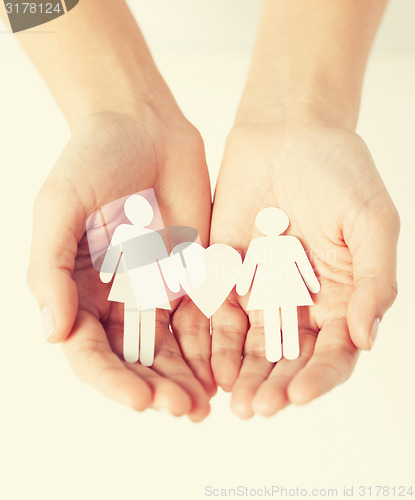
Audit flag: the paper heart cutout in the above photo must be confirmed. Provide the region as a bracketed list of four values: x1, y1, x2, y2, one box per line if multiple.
[172, 243, 242, 318]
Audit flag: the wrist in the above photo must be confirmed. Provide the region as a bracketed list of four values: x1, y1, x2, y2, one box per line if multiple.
[67, 63, 180, 130]
[235, 79, 361, 131]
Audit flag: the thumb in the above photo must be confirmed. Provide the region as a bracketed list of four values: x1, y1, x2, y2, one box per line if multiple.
[346, 205, 400, 350]
[27, 179, 85, 343]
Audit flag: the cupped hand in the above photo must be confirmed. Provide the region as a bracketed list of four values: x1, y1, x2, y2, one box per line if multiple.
[210, 116, 399, 418]
[27, 108, 215, 421]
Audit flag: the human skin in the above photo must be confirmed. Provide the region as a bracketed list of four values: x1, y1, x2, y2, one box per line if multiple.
[1, 1, 215, 421]
[210, 0, 400, 418]
[4, 0, 400, 421]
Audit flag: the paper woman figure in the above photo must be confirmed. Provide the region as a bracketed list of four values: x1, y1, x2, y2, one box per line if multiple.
[99, 195, 179, 366]
[236, 207, 320, 362]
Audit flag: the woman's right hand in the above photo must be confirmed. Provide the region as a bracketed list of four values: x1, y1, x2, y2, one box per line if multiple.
[27, 106, 215, 421]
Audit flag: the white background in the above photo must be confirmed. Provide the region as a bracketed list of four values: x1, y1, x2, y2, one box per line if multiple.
[0, 1, 414, 499]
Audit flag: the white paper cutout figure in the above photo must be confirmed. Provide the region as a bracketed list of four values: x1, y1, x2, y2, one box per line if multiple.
[236, 207, 320, 362]
[171, 243, 242, 318]
[86, 189, 167, 273]
[99, 195, 180, 366]
[94, 194, 319, 366]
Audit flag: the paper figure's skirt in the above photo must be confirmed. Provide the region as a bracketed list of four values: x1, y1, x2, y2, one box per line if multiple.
[246, 273, 313, 310]
[108, 269, 171, 311]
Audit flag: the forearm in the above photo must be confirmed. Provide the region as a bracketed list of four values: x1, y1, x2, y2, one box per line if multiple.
[2, 0, 176, 128]
[236, 0, 388, 129]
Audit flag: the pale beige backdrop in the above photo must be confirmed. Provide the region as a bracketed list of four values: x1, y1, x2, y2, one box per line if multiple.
[0, 1, 414, 499]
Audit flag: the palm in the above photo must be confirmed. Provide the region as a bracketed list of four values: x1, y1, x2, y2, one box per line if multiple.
[211, 120, 396, 418]
[71, 238, 213, 421]
[41, 112, 215, 420]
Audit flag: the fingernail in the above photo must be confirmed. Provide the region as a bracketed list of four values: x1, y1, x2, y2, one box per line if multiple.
[42, 307, 55, 341]
[369, 318, 380, 348]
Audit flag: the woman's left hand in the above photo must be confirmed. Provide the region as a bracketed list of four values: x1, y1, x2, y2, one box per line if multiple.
[210, 115, 399, 418]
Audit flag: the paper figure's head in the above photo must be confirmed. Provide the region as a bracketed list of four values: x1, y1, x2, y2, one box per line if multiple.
[124, 195, 153, 227]
[255, 207, 289, 236]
